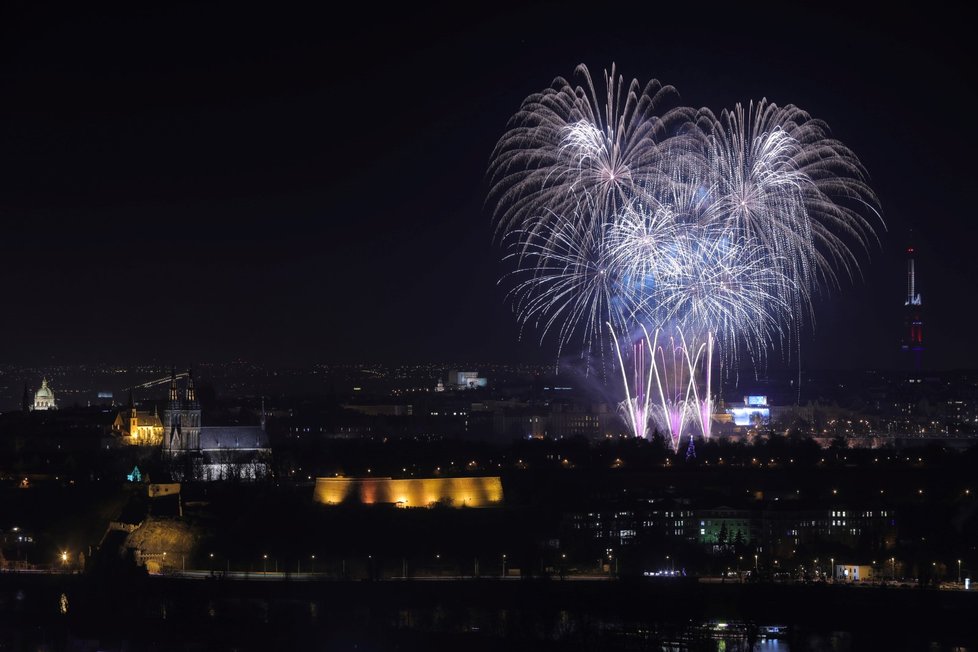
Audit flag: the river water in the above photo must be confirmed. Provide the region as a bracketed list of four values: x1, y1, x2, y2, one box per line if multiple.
[0, 576, 972, 651]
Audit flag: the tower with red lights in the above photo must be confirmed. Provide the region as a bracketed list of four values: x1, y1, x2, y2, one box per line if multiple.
[901, 246, 923, 369]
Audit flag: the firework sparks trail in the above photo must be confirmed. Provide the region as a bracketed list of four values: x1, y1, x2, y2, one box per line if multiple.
[610, 324, 656, 441]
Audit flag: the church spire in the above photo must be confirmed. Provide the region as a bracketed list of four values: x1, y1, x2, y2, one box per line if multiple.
[128, 387, 139, 440]
[168, 367, 180, 404]
[185, 367, 198, 407]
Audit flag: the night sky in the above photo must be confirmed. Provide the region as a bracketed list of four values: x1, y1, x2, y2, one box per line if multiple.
[1, 3, 975, 370]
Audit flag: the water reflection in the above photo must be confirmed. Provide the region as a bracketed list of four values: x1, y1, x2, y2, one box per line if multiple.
[661, 640, 789, 652]
[678, 641, 788, 652]
[757, 641, 788, 650]
[2, 582, 974, 652]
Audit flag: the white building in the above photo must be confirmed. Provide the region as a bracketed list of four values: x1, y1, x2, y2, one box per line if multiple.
[32, 378, 57, 411]
[835, 564, 874, 582]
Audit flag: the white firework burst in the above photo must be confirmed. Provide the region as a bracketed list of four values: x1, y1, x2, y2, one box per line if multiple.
[488, 63, 687, 240]
[503, 207, 632, 365]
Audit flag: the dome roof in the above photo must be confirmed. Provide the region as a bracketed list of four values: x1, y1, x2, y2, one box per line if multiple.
[35, 378, 54, 399]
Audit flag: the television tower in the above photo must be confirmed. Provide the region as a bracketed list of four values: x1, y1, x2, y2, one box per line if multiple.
[901, 245, 923, 370]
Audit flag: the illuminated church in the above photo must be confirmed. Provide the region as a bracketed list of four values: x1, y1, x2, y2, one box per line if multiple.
[163, 369, 201, 456]
[161, 369, 271, 481]
[113, 390, 164, 445]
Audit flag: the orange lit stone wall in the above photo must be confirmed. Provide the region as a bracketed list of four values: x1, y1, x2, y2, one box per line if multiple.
[313, 476, 503, 507]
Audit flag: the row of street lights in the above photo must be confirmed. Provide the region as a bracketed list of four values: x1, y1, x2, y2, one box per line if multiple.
[192, 552, 969, 586]
[198, 552, 517, 577]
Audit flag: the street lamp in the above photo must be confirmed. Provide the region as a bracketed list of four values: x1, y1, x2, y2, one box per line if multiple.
[754, 554, 758, 572]
[830, 557, 835, 581]
[502, 554, 507, 578]
[959, 560, 963, 585]
[61, 551, 68, 567]
[263, 554, 268, 574]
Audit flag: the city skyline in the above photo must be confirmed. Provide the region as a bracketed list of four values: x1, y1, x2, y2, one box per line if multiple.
[2, 6, 977, 650]
[0, 3, 974, 370]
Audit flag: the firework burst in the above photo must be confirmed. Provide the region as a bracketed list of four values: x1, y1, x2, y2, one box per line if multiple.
[698, 100, 881, 298]
[503, 207, 630, 363]
[489, 65, 881, 446]
[488, 64, 687, 241]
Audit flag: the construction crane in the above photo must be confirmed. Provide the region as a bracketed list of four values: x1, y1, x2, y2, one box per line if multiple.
[126, 372, 188, 392]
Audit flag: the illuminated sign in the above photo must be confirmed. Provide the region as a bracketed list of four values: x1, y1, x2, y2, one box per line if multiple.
[456, 372, 488, 388]
[746, 396, 767, 407]
[729, 407, 770, 427]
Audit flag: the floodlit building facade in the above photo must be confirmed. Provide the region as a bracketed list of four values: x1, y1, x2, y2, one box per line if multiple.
[313, 476, 503, 508]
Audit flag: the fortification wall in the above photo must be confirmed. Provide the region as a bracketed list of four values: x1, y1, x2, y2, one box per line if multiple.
[313, 476, 503, 507]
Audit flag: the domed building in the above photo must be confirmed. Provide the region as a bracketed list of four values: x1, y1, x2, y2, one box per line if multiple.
[32, 378, 57, 411]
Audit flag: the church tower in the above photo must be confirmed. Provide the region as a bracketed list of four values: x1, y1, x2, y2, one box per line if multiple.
[183, 369, 201, 451]
[163, 368, 183, 454]
[162, 367, 202, 456]
[129, 389, 139, 442]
